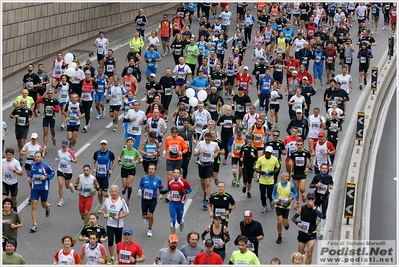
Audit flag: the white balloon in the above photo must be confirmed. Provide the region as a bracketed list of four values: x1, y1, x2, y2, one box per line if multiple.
[186, 88, 195, 98]
[68, 62, 77, 70]
[64, 53, 74, 64]
[198, 90, 208, 101]
[189, 97, 199, 107]
[64, 68, 76, 77]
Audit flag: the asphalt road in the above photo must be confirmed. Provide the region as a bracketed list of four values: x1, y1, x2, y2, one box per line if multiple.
[369, 89, 397, 263]
[2, 5, 394, 264]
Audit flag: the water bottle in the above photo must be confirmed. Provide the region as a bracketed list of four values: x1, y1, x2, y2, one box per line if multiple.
[55, 157, 59, 162]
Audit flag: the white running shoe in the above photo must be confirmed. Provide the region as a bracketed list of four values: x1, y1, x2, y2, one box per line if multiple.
[147, 229, 152, 237]
[57, 199, 64, 207]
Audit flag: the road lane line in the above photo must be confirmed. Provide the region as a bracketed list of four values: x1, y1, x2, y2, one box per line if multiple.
[106, 114, 124, 128]
[75, 143, 91, 157]
[175, 198, 192, 229]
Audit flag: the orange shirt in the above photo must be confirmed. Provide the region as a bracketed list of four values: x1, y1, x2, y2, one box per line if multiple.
[256, 2, 267, 11]
[164, 136, 188, 160]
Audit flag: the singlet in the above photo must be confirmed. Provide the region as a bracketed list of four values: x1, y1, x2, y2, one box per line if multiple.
[124, 75, 136, 94]
[252, 125, 266, 149]
[276, 182, 293, 209]
[57, 83, 70, 103]
[53, 59, 64, 78]
[226, 62, 235, 77]
[104, 57, 115, 74]
[78, 173, 96, 198]
[96, 150, 111, 178]
[210, 224, 226, 250]
[143, 140, 158, 162]
[81, 79, 94, 102]
[308, 115, 323, 138]
[57, 249, 77, 265]
[232, 136, 246, 158]
[96, 74, 107, 94]
[176, 64, 187, 81]
[57, 149, 75, 174]
[66, 102, 82, 126]
[109, 85, 124, 106]
[315, 141, 330, 166]
[276, 38, 287, 54]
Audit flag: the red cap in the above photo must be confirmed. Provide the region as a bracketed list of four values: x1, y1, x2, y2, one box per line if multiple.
[318, 131, 325, 137]
[244, 210, 253, 218]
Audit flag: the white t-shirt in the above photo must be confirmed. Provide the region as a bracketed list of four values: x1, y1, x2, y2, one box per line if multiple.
[148, 36, 160, 47]
[2, 158, 22, 185]
[192, 110, 211, 134]
[194, 141, 219, 163]
[125, 109, 147, 135]
[57, 149, 76, 174]
[78, 173, 96, 198]
[290, 95, 306, 111]
[95, 38, 109, 55]
[102, 196, 129, 228]
[22, 142, 43, 165]
[219, 11, 232, 26]
[334, 74, 352, 93]
[294, 38, 306, 52]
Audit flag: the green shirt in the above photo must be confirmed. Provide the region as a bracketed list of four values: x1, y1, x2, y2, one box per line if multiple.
[229, 249, 260, 265]
[120, 147, 140, 169]
[13, 96, 35, 109]
[184, 44, 199, 65]
[2, 252, 25, 264]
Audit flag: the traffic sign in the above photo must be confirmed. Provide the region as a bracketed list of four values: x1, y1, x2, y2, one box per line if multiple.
[356, 112, 365, 141]
[344, 183, 356, 219]
[371, 67, 378, 91]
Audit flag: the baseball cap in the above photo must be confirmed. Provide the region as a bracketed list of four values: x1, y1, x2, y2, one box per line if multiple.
[238, 86, 244, 91]
[296, 109, 302, 113]
[249, 105, 256, 109]
[307, 192, 316, 199]
[86, 59, 92, 64]
[302, 76, 308, 80]
[150, 73, 156, 78]
[149, 44, 155, 48]
[130, 45, 135, 48]
[244, 210, 253, 218]
[198, 68, 204, 72]
[61, 140, 69, 147]
[123, 228, 133, 235]
[178, 107, 186, 111]
[127, 67, 133, 72]
[31, 133, 38, 139]
[204, 239, 214, 247]
[100, 140, 108, 144]
[292, 70, 298, 74]
[5, 240, 16, 248]
[259, 56, 265, 60]
[243, 66, 249, 70]
[265, 146, 273, 153]
[236, 127, 243, 133]
[169, 234, 179, 243]
[318, 131, 325, 137]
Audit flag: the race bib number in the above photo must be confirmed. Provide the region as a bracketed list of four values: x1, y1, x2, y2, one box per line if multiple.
[124, 156, 134, 164]
[360, 57, 367, 64]
[247, 241, 255, 251]
[119, 250, 131, 263]
[17, 117, 27, 126]
[143, 189, 153, 199]
[224, 120, 232, 128]
[171, 190, 181, 201]
[327, 57, 333, 64]
[236, 104, 245, 112]
[317, 184, 328, 195]
[299, 221, 310, 233]
[215, 208, 225, 219]
[345, 57, 352, 64]
[45, 107, 53, 116]
[97, 164, 107, 174]
[165, 88, 172, 96]
[295, 156, 305, 166]
[209, 104, 217, 112]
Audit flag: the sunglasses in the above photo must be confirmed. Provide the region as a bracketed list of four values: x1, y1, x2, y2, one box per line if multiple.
[123, 233, 131, 236]
[172, 131, 178, 133]
[307, 198, 315, 200]
[273, 135, 279, 137]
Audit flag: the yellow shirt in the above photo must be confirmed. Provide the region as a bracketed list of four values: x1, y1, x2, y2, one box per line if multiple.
[14, 96, 35, 109]
[254, 155, 280, 185]
[129, 37, 144, 52]
[276, 37, 287, 54]
[276, 181, 293, 209]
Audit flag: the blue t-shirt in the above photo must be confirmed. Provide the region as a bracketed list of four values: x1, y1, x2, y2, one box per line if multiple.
[144, 51, 161, 68]
[138, 174, 163, 199]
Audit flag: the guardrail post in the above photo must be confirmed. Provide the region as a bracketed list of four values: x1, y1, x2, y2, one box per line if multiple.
[344, 183, 356, 224]
[388, 36, 394, 60]
[356, 112, 365, 145]
[371, 67, 378, 94]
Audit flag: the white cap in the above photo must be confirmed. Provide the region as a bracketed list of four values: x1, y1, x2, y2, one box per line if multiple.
[296, 109, 303, 113]
[243, 66, 249, 70]
[31, 133, 38, 139]
[265, 146, 273, 153]
[150, 73, 156, 78]
[292, 70, 298, 74]
[100, 140, 108, 144]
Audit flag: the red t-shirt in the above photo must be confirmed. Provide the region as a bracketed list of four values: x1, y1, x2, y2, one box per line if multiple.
[285, 59, 300, 75]
[236, 73, 253, 94]
[116, 241, 144, 265]
[193, 252, 223, 265]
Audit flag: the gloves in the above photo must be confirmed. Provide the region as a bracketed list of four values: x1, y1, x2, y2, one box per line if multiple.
[259, 171, 267, 176]
[248, 236, 257, 243]
[159, 189, 168, 195]
[179, 191, 185, 196]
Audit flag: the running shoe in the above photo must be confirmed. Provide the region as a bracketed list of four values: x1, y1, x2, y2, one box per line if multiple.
[144, 218, 149, 225]
[242, 186, 246, 193]
[69, 184, 75, 193]
[52, 137, 57, 146]
[96, 114, 102, 119]
[83, 125, 88, 132]
[232, 178, 237, 186]
[58, 199, 64, 207]
[61, 123, 65, 131]
[262, 205, 268, 213]
[274, 122, 278, 128]
[98, 210, 102, 214]
[276, 236, 282, 244]
[45, 204, 51, 217]
[364, 78, 367, 86]
[147, 229, 152, 237]
[113, 125, 117, 132]
[163, 52, 168, 57]
[108, 258, 115, 265]
[214, 178, 219, 186]
[235, 180, 241, 187]
[270, 200, 275, 209]
[301, 193, 306, 203]
[329, 164, 333, 171]
[30, 224, 38, 233]
[126, 199, 131, 206]
[294, 202, 300, 210]
[122, 187, 127, 195]
[179, 222, 184, 232]
[223, 159, 227, 165]
[164, 198, 169, 203]
[247, 192, 251, 198]
[102, 109, 106, 117]
[203, 199, 208, 209]
[165, 117, 168, 122]
[81, 215, 85, 220]
[320, 80, 324, 86]
[359, 84, 363, 90]
[34, 110, 39, 117]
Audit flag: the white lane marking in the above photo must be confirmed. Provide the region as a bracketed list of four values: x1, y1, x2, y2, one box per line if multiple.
[175, 199, 192, 229]
[106, 114, 124, 128]
[75, 143, 91, 156]
[17, 198, 29, 213]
